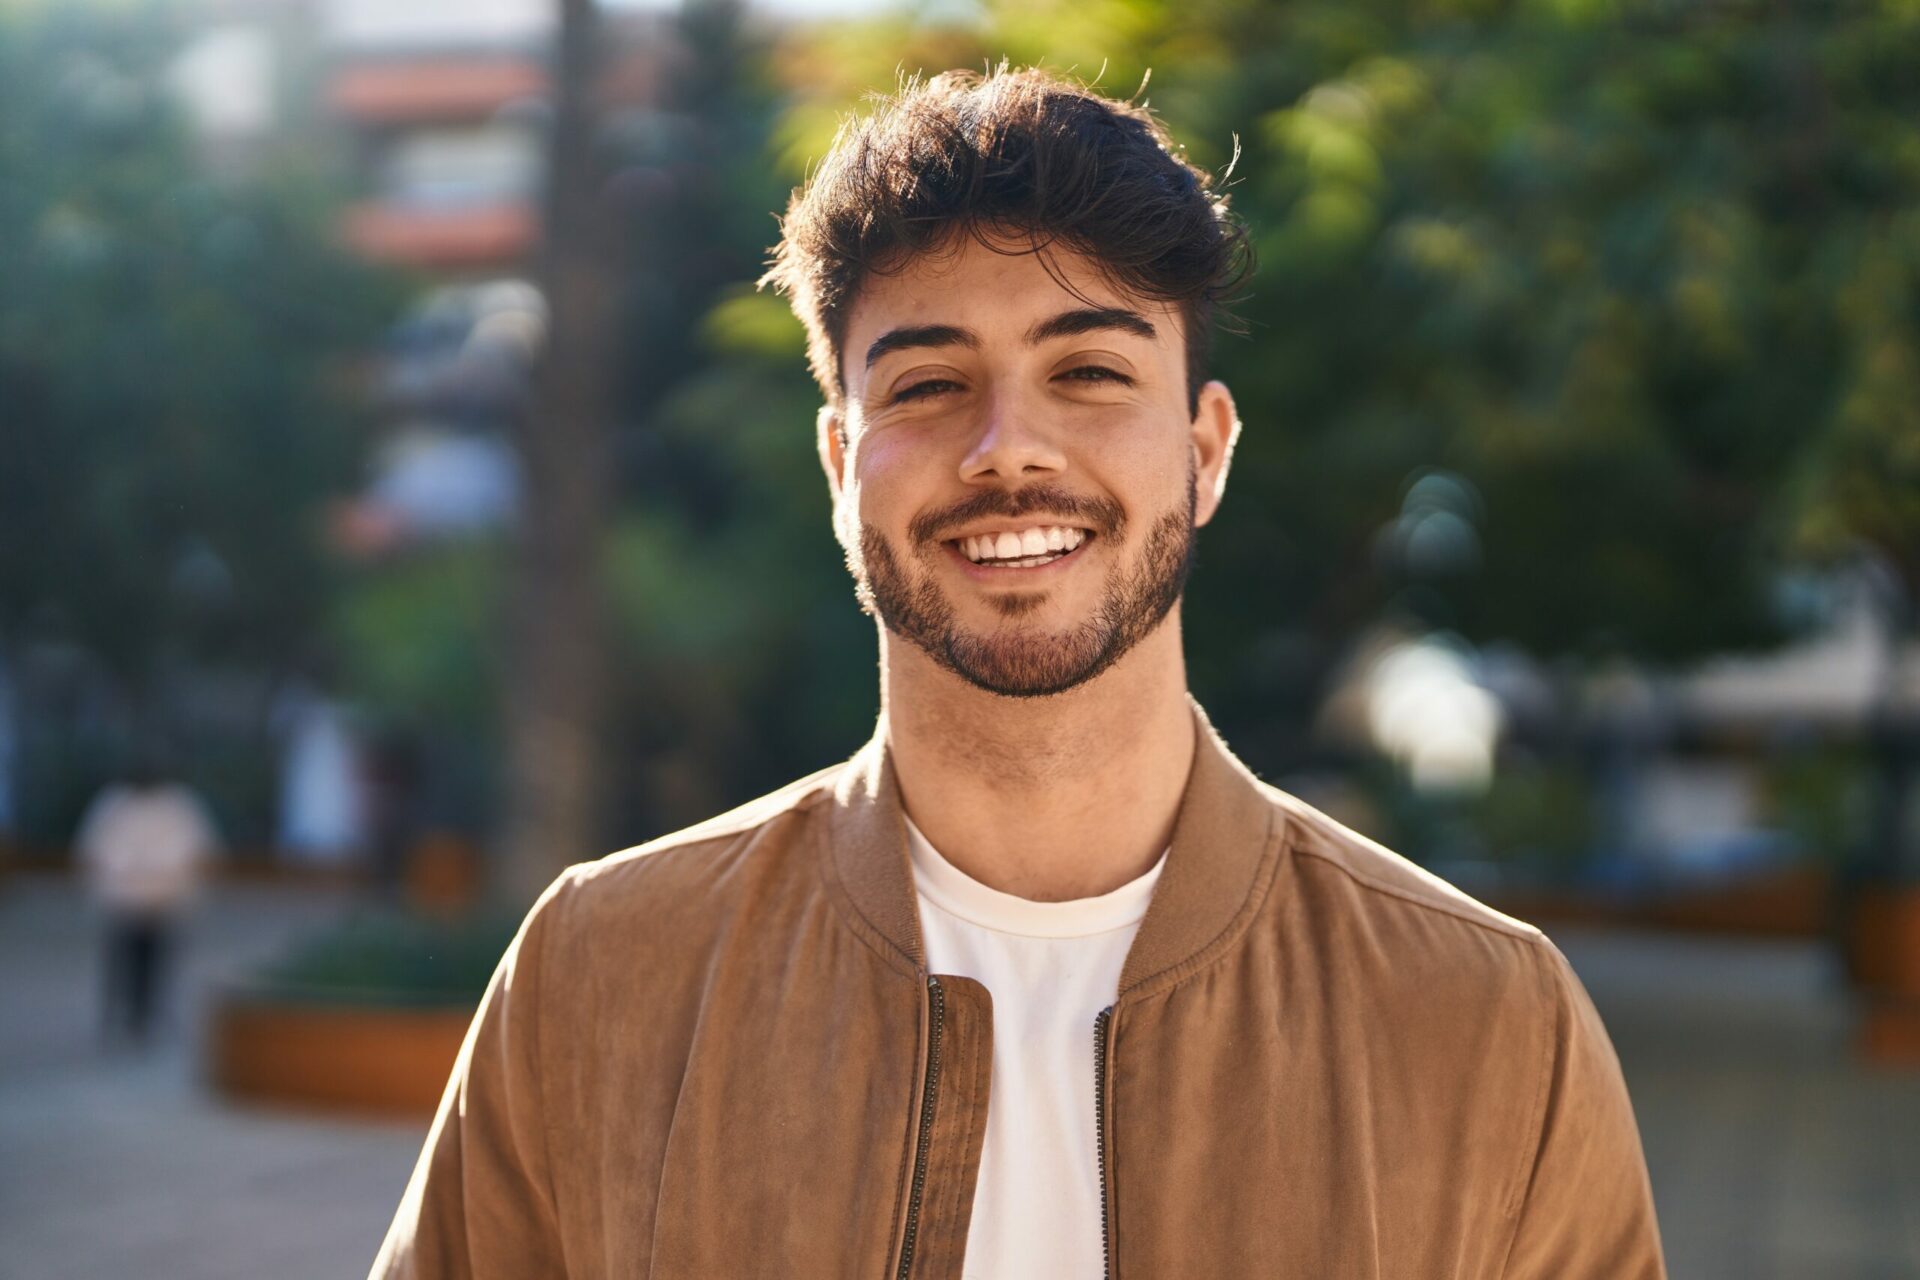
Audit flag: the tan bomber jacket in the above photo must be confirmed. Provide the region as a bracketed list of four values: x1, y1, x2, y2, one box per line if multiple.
[372, 703, 1665, 1278]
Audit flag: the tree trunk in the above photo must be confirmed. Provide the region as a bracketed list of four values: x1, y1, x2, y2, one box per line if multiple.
[498, 0, 621, 905]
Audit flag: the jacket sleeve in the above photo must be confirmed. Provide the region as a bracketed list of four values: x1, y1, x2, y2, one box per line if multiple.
[369, 871, 574, 1279]
[1500, 938, 1666, 1280]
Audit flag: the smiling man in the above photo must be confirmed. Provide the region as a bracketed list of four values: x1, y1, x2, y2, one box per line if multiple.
[372, 67, 1664, 1279]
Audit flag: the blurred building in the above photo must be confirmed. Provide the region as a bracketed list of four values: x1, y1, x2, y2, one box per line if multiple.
[320, 0, 544, 558]
[325, 0, 549, 275]
[317, 0, 670, 556]
[306, 1, 676, 863]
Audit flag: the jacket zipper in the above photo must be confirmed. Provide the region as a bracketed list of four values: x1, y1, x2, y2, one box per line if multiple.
[895, 974, 946, 1280]
[1094, 1004, 1115, 1279]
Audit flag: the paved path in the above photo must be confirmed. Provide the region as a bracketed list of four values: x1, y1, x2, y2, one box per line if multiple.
[0, 877, 425, 1280]
[1, 875, 1916, 1278]
[1559, 929, 1920, 1279]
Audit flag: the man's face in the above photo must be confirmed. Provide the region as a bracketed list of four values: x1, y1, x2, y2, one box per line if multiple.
[821, 234, 1239, 698]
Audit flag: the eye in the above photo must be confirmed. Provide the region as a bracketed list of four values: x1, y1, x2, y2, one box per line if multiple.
[1057, 365, 1134, 387]
[890, 378, 963, 404]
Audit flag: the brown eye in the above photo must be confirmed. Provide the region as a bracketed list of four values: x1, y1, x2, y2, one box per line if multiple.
[892, 378, 962, 403]
[1058, 366, 1132, 386]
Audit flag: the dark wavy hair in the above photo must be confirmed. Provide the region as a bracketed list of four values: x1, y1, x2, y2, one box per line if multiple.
[760, 65, 1253, 417]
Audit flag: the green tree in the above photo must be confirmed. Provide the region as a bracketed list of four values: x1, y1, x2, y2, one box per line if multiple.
[0, 9, 394, 838]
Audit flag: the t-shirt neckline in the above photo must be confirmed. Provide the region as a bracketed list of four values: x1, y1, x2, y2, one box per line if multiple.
[903, 813, 1168, 939]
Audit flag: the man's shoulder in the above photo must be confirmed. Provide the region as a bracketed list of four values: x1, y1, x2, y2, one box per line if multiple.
[1260, 781, 1538, 939]
[549, 759, 848, 920]
[1255, 780, 1554, 962]
[1253, 780, 1581, 1033]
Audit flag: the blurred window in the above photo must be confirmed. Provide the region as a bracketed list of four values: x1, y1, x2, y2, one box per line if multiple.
[377, 126, 538, 211]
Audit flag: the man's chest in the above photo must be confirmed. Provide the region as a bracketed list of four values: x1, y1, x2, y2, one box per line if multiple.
[915, 909, 1131, 1279]
[544, 952, 1536, 1280]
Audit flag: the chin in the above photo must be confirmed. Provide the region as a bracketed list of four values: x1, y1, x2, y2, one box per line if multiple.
[971, 589, 1061, 621]
[933, 623, 1127, 699]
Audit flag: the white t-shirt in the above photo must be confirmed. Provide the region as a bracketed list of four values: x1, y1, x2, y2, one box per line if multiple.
[75, 783, 222, 915]
[905, 815, 1167, 1280]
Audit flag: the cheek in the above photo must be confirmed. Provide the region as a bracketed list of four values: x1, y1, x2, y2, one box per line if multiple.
[1095, 438, 1189, 516]
[1084, 406, 1182, 471]
[853, 435, 943, 527]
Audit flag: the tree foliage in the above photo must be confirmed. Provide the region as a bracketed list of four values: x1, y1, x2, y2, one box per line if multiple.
[0, 10, 395, 705]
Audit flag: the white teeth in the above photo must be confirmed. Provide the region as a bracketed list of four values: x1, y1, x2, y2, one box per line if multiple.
[955, 525, 1090, 564]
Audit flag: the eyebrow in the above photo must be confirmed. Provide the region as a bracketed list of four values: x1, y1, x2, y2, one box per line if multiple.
[862, 307, 1159, 370]
[864, 324, 979, 369]
[1024, 306, 1158, 345]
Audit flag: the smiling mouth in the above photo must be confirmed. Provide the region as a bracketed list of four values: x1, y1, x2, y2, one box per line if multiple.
[945, 524, 1093, 570]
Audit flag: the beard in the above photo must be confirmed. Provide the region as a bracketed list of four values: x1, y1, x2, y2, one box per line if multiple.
[849, 467, 1198, 699]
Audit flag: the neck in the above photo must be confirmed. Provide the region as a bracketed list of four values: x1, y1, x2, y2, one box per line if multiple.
[879, 616, 1198, 901]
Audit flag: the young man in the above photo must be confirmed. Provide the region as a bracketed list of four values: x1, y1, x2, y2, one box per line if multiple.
[373, 68, 1664, 1278]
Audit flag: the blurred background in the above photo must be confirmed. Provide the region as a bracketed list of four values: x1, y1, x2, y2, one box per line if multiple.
[2, 0, 1918, 1275]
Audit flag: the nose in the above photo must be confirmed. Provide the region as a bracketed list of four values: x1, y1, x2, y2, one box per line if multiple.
[958, 387, 1066, 484]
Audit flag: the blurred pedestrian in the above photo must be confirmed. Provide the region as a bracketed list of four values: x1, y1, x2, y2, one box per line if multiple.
[359, 724, 423, 900]
[74, 753, 223, 1047]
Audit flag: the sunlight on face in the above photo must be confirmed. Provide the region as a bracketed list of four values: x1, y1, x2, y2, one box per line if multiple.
[827, 234, 1228, 698]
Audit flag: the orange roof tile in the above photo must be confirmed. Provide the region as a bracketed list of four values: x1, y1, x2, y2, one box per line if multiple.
[342, 202, 537, 270]
[328, 60, 547, 124]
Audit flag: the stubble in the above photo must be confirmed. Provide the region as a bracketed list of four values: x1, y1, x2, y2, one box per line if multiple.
[851, 468, 1198, 698]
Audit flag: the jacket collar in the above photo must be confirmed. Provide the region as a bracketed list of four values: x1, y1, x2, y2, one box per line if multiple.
[825, 697, 1283, 1001]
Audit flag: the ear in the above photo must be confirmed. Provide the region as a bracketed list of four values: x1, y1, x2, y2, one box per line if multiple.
[1189, 380, 1241, 528]
[817, 404, 856, 552]
[816, 404, 847, 499]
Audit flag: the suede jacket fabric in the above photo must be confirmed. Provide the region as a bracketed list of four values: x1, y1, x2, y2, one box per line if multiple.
[371, 703, 1665, 1279]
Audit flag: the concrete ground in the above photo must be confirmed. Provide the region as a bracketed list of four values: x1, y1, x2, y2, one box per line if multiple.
[0, 877, 425, 1280]
[0, 875, 1916, 1279]
[1567, 928, 1920, 1278]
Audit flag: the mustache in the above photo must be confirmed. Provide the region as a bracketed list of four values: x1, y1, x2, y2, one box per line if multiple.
[908, 484, 1127, 546]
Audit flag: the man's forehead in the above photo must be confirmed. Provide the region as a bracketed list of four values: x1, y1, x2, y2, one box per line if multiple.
[845, 238, 1179, 343]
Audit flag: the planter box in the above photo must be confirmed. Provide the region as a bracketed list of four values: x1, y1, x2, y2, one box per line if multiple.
[210, 988, 476, 1119]
[1848, 885, 1920, 997]
[1645, 865, 1832, 938]
[1845, 885, 1920, 1068]
[1859, 997, 1920, 1068]
[1489, 865, 1832, 940]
